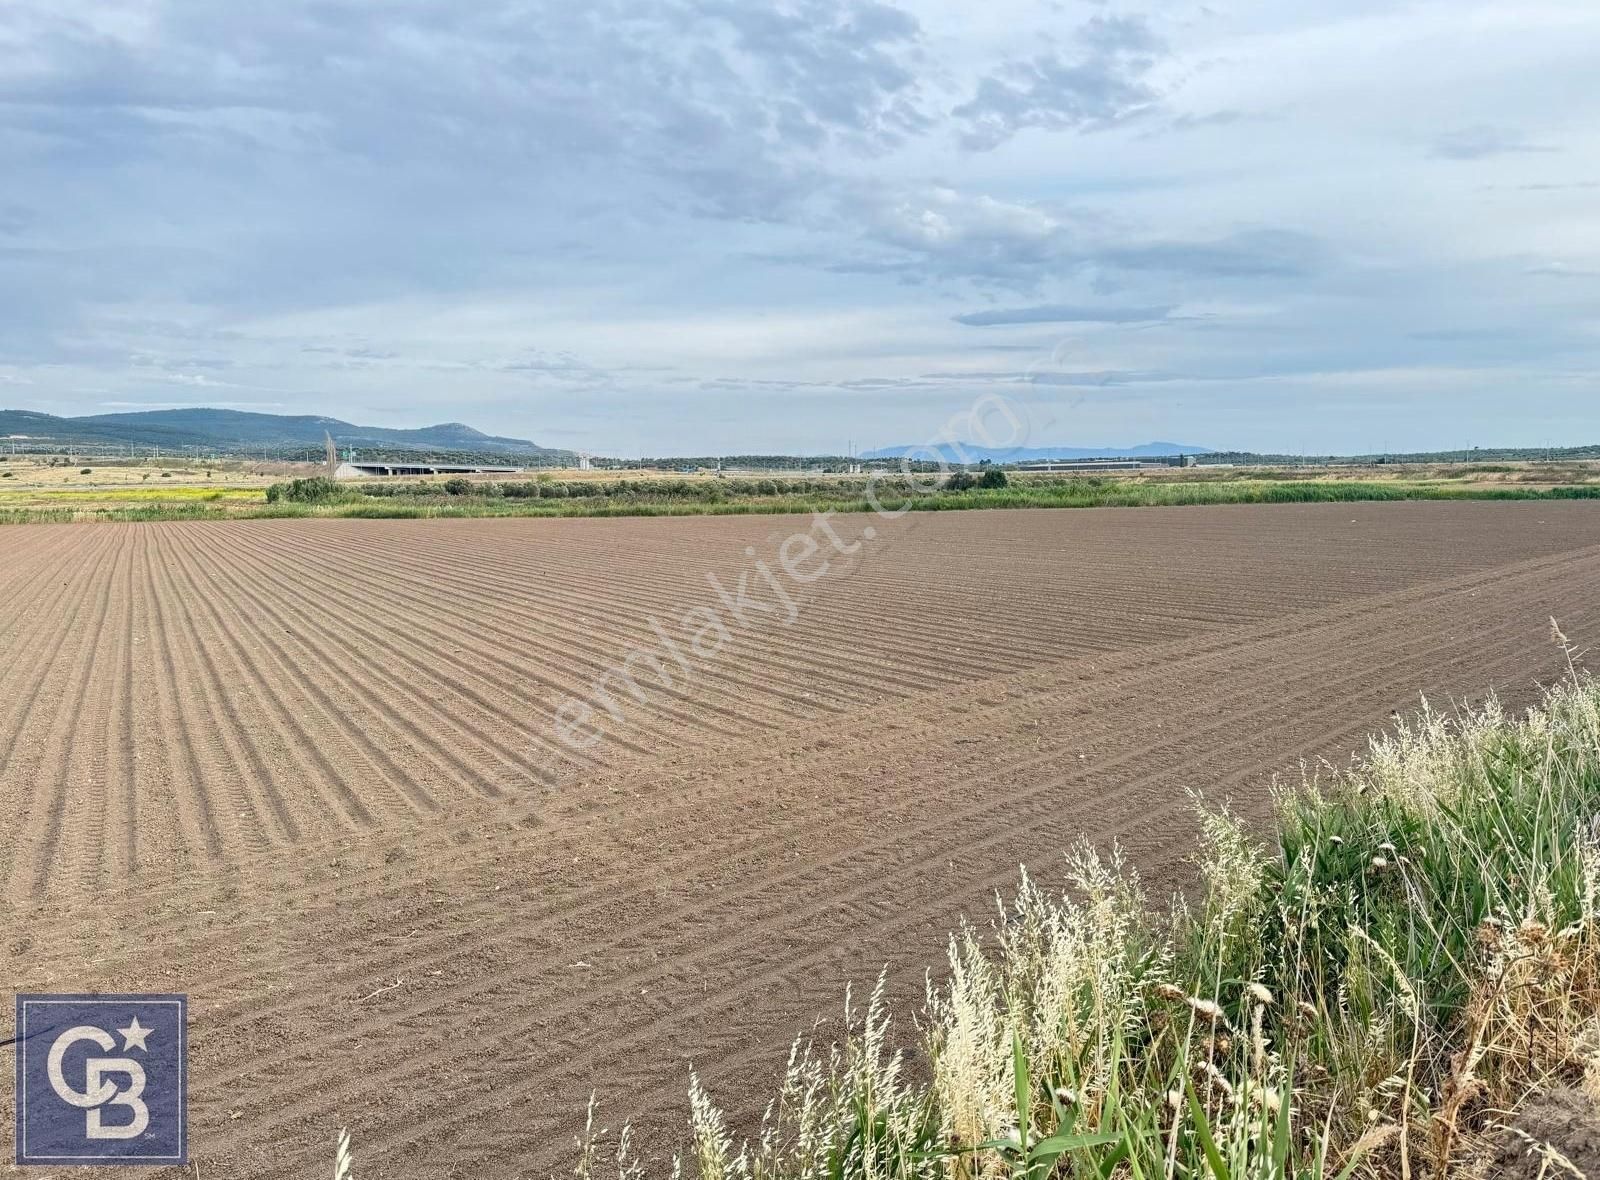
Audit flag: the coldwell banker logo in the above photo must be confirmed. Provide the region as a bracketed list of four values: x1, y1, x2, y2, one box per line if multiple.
[14, 994, 187, 1166]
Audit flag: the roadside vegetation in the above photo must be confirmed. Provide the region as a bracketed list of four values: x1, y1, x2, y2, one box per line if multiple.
[4, 466, 1600, 523]
[580, 638, 1600, 1179]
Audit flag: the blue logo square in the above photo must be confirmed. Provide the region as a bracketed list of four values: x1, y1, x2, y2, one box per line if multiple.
[14, 994, 187, 1166]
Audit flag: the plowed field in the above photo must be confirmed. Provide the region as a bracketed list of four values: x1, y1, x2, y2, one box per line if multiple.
[4, 502, 1599, 1175]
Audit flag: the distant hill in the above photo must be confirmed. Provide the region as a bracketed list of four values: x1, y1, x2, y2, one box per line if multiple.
[0, 408, 568, 459]
[861, 441, 1213, 462]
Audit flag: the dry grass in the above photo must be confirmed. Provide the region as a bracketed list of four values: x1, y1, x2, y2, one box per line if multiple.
[573, 631, 1600, 1179]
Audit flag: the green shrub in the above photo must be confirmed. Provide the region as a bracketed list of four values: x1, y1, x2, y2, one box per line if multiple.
[977, 467, 1008, 489]
[264, 476, 345, 504]
[442, 477, 472, 496]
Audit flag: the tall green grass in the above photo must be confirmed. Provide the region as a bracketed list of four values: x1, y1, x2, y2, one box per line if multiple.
[247, 478, 1600, 519]
[4, 476, 1600, 525]
[583, 641, 1600, 1178]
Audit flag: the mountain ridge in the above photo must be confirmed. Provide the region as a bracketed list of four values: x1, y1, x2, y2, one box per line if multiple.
[0, 407, 565, 457]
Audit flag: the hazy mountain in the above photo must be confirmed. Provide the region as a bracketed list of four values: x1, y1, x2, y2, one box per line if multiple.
[0, 408, 565, 457]
[860, 441, 1214, 462]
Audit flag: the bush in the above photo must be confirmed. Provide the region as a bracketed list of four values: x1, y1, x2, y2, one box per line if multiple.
[264, 476, 345, 504]
[977, 467, 1008, 489]
[944, 470, 978, 492]
[441, 477, 472, 496]
[79, 468, 92, 475]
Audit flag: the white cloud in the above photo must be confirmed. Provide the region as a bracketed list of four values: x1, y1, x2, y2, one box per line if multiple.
[0, 0, 1598, 452]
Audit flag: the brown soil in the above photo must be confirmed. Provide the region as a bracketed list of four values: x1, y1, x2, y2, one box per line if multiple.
[1480, 1088, 1600, 1179]
[3, 502, 1600, 1176]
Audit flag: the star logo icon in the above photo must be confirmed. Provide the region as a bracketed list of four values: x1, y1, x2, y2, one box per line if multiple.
[118, 1016, 153, 1052]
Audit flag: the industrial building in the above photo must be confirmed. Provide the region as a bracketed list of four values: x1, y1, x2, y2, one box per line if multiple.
[334, 461, 522, 478]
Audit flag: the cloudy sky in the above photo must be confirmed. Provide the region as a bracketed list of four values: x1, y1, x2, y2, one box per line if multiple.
[2, 1, 1597, 455]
